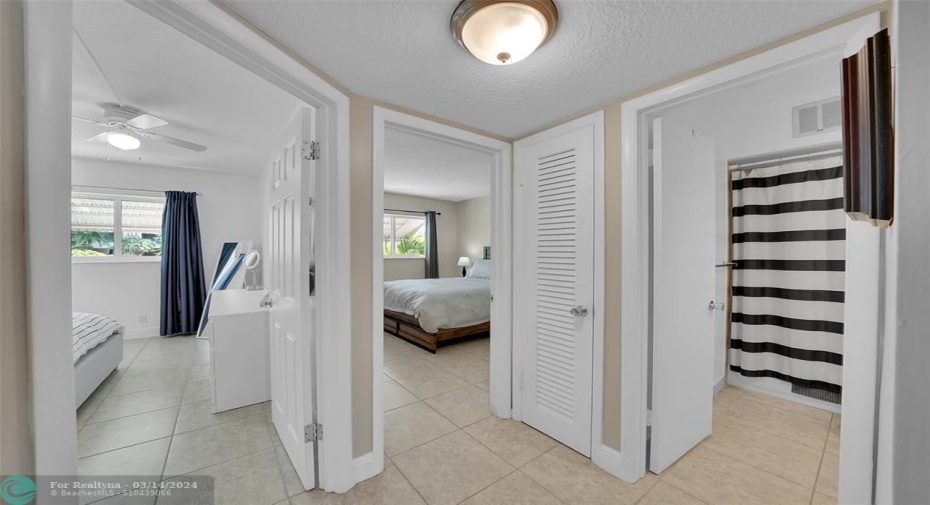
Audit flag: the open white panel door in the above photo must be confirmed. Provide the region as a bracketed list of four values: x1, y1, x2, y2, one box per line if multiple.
[269, 107, 318, 489]
[520, 124, 595, 456]
[649, 116, 716, 473]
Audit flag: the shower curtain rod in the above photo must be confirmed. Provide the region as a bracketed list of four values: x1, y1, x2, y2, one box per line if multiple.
[72, 185, 203, 196]
[384, 208, 442, 216]
[729, 144, 844, 172]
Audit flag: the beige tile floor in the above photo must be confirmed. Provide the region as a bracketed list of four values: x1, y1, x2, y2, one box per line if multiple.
[77, 335, 297, 505]
[77, 333, 841, 505]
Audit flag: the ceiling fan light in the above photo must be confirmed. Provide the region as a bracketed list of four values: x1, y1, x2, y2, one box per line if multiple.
[453, 1, 558, 66]
[107, 131, 141, 151]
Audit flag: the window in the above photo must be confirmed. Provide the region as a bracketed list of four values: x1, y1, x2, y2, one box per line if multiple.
[383, 213, 426, 258]
[71, 192, 165, 261]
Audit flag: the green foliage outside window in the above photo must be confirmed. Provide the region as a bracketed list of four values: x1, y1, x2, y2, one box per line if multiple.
[396, 236, 425, 256]
[383, 214, 426, 257]
[71, 230, 114, 256]
[121, 235, 163, 256]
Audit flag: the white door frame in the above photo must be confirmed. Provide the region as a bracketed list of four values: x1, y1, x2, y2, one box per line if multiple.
[26, 0, 355, 492]
[370, 106, 513, 479]
[24, 0, 78, 476]
[618, 13, 883, 500]
[512, 111, 610, 472]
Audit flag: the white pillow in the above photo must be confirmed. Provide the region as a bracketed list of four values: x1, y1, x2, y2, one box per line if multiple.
[468, 259, 491, 279]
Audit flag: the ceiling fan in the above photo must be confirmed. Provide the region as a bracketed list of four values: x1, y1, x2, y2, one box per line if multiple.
[73, 105, 207, 152]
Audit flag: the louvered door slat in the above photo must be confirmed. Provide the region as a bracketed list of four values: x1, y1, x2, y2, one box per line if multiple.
[537, 353, 575, 376]
[537, 397, 575, 419]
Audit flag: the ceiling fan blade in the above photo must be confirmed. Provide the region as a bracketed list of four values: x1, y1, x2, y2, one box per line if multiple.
[86, 132, 111, 143]
[73, 116, 110, 128]
[142, 132, 207, 152]
[126, 113, 168, 130]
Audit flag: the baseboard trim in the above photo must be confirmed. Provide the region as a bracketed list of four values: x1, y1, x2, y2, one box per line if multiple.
[351, 452, 382, 484]
[728, 372, 841, 414]
[592, 443, 624, 480]
[714, 376, 727, 395]
[123, 327, 159, 339]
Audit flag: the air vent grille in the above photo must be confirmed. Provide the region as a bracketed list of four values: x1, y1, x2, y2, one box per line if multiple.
[793, 97, 841, 138]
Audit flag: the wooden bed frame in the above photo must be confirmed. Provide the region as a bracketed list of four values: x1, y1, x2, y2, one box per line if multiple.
[383, 310, 490, 353]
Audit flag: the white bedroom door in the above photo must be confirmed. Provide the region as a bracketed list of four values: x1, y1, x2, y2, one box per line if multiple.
[268, 107, 318, 490]
[649, 116, 717, 473]
[518, 118, 596, 456]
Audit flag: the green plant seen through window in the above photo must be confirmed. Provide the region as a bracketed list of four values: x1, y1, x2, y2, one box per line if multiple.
[122, 234, 163, 256]
[71, 248, 107, 257]
[71, 230, 114, 256]
[71, 195, 164, 258]
[396, 236, 425, 256]
[383, 214, 426, 256]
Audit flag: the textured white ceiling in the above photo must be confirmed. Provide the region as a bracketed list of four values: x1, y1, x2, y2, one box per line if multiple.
[72, 1, 300, 174]
[221, 0, 873, 138]
[385, 127, 492, 202]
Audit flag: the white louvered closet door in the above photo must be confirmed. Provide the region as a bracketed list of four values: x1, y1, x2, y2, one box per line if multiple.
[520, 125, 595, 457]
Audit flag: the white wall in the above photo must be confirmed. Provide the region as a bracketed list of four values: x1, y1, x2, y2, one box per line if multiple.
[383, 193, 460, 280]
[664, 57, 843, 388]
[0, 0, 33, 474]
[882, 1, 930, 501]
[456, 195, 491, 264]
[70, 157, 263, 337]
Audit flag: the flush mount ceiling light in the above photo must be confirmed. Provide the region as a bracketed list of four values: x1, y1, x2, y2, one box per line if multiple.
[451, 0, 559, 66]
[106, 130, 141, 151]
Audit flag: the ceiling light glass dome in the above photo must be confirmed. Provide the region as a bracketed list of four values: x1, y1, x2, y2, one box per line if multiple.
[452, 1, 559, 66]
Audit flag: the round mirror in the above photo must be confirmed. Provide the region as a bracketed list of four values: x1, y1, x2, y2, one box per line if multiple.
[244, 250, 261, 270]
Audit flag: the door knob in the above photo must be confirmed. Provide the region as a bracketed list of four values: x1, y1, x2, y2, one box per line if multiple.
[707, 300, 716, 311]
[570, 305, 589, 317]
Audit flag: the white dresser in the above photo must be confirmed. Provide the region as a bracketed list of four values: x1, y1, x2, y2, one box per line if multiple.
[207, 289, 270, 413]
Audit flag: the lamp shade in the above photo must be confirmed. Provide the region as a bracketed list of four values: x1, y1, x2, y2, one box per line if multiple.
[457, 256, 471, 267]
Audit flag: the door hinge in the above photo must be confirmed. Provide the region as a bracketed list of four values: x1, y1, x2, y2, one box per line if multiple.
[302, 140, 321, 161]
[304, 422, 323, 443]
[646, 409, 653, 427]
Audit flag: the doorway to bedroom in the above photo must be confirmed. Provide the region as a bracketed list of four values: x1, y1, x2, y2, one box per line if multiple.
[380, 121, 495, 443]
[371, 108, 518, 497]
[65, 0, 347, 498]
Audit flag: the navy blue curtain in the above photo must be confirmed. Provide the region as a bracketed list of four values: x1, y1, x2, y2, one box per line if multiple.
[160, 191, 207, 336]
[424, 211, 439, 279]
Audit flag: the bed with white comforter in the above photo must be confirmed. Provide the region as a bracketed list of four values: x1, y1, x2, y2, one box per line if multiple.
[383, 277, 491, 333]
[73, 312, 124, 363]
[73, 312, 125, 406]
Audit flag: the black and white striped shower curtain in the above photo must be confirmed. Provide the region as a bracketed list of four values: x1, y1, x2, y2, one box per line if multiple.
[729, 156, 845, 394]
